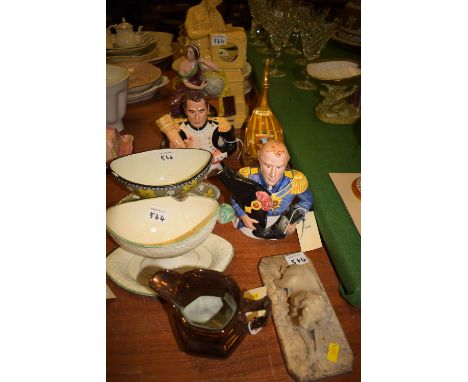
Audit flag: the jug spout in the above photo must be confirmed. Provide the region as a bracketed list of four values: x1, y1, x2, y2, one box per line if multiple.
[148, 269, 183, 304]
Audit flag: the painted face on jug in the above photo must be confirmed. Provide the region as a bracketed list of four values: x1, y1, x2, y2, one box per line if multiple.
[185, 99, 208, 128]
[259, 143, 289, 187]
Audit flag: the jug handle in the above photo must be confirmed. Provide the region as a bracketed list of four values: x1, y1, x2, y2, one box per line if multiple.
[148, 269, 184, 304]
[108, 24, 117, 34]
[241, 295, 272, 333]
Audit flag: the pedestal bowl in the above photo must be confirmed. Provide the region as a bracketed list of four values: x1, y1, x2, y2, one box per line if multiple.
[306, 59, 361, 124]
[109, 148, 212, 198]
[106, 195, 219, 258]
[306, 59, 360, 85]
[106, 64, 129, 132]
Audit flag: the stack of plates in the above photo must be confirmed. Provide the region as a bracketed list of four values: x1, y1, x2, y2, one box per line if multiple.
[127, 76, 169, 104]
[114, 61, 169, 104]
[107, 33, 156, 56]
[107, 31, 175, 66]
[114, 62, 161, 93]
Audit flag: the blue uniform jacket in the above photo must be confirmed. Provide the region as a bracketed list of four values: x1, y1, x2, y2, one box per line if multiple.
[231, 167, 313, 227]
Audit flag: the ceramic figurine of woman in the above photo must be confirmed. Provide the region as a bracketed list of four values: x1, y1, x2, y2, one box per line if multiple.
[170, 43, 220, 117]
[218, 141, 313, 239]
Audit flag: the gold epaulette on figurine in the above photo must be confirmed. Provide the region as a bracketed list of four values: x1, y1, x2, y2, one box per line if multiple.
[238, 167, 259, 178]
[289, 170, 309, 194]
[213, 117, 232, 132]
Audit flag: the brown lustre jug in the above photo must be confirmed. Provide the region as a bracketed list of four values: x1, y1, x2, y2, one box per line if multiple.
[149, 268, 271, 358]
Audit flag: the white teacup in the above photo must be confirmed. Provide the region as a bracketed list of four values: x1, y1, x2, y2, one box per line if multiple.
[106, 64, 129, 132]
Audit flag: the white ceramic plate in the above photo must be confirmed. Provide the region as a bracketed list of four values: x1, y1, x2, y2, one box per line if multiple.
[107, 32, 175, 65]
[127, 75, 169, 104]
[106, 234, 234, 296]
[107, 33, 156, 56]
[306, 60, 360, 81]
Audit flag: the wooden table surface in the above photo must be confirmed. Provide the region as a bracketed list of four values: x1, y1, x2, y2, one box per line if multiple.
[106, 70, 361, 382]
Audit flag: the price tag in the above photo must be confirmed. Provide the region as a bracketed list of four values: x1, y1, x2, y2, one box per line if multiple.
[285, 252, 309, 266]
[148, 207, 168, 223]
[159, 151, 175, 161]
[211, 34, 227, 46]
[296, 211, 323, 252]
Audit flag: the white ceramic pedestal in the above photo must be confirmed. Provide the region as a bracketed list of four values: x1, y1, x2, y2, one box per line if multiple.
[106, 64, 129, 132]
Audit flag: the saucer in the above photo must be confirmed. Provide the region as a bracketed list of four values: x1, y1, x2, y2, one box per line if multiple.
[106, 234, 234, 296]
[114, 62, 162, 94]
[127, 76, 170, 104]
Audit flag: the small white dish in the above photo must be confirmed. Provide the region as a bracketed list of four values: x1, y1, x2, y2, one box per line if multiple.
[106, 234, 234, 296]
[127, 76, 169, 103]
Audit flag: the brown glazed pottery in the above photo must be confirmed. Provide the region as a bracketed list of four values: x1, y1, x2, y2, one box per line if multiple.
[149, 268, 271, 358]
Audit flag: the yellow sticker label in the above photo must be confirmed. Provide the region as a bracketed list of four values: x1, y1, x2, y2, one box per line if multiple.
[243, 286, 267, 300]
[327, 342, 340, 363]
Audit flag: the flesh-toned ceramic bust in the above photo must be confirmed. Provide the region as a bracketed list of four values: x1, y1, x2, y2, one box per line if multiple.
[257, 142, 290, 188]
[218, 141, 314, 240]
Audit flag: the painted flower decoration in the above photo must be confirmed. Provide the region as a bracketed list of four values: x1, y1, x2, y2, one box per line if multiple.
[255, 191, 272, 211]
[245, 200, 261, 213]
[271, 194, 281, 210]
[182, 179, 197, 192]
[138, 189, 157, 198]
